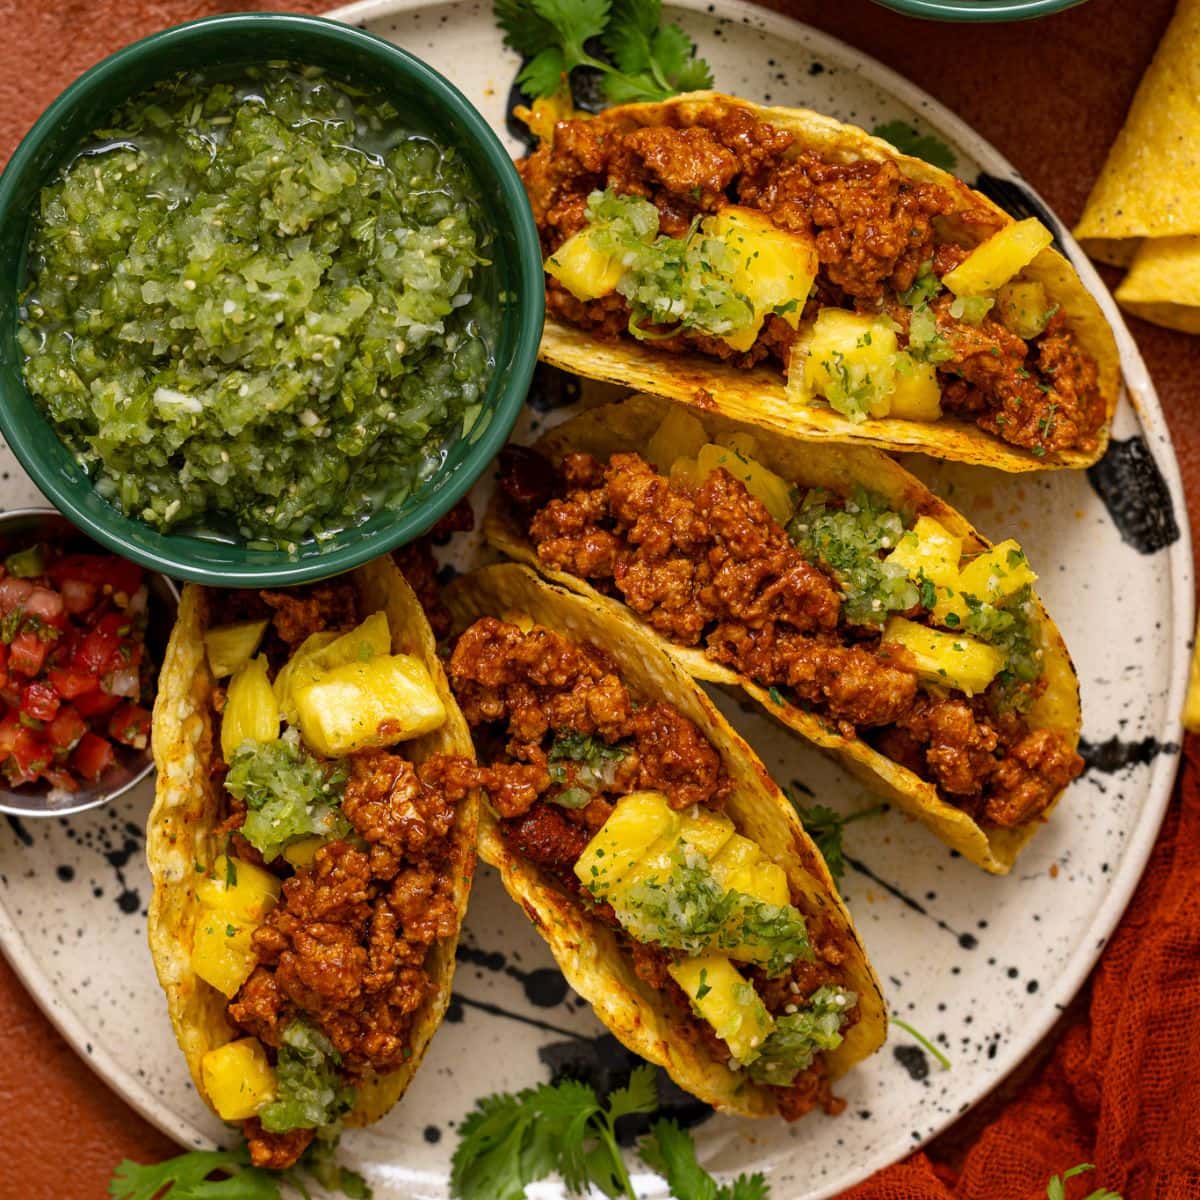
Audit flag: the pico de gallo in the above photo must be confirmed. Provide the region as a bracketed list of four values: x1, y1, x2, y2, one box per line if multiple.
[0, 544, 154, 792]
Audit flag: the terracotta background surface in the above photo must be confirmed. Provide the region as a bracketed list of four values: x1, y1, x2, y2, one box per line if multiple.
[0, 0, 1196, 1196]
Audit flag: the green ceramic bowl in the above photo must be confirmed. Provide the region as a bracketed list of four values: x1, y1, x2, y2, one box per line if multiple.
[872, 0, 1087, 19]
[0, 13, 543, 585]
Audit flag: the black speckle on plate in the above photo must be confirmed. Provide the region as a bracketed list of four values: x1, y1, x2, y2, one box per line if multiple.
[1079, 734, 1179, 774]
[1086, 436, 1180, 555]
[894, 1044, 930, 1081]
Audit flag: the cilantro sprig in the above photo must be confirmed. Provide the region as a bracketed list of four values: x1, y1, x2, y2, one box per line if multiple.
[871, 119, 957, 171]
[791, 798, 886, 886]
[496, 0, 714, 104]
[1046, 1164, 1122, 1200]
[451, 1065, 768, 1199]
[109, 1140, 369, 1200]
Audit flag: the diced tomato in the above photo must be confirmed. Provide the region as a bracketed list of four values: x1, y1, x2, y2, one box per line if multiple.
[0, 642, 7, 688]
[0, 711, 21, 757]
[9, 728, 50, 784]
[47, 555, 143, 599]
[60, 578, 99, 616]
[72, 611, 126, 675]
[42, 767, 78, 793]
[74, 690, 120, 719]
[109, 703, 151, 750]
[47, 667, 99, 699]
[21, 681, 60, 723]
[69, 732, 114, 782]
[47, 706, 87, 752]
[9, 631, 48, 678]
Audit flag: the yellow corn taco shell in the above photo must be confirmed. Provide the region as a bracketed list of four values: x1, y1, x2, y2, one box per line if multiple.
[535, 91, 1119, 472]
[146, 557, 478, 1128]
[444, 561, 886, 1116]
[485, 394, 1081, 875]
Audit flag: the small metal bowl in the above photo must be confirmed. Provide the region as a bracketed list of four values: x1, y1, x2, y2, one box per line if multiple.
[0, 509, 178, 818]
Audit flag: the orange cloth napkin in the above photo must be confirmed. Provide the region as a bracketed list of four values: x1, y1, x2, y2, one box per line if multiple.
[838, 738, 1200, 1200]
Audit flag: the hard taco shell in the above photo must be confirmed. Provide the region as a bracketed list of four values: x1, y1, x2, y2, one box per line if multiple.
[146, 557, 478, 1127]
[485, 394, 1081, 875]
[444, 561, 886, 1117]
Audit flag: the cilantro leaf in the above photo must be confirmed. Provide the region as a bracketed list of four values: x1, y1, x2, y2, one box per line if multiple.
[871, 120, 957, 172]
[790, 797, 885, 886]
[640, 1119, 768, 1200]
[108, 1150, 283, 1200]
[605, 1063, 659, 1121]
[1046, 1164, 1123, 1200]
[495, 0, 562, 56]
[603, 0, 661, 74]
[518, 47, 568, 100]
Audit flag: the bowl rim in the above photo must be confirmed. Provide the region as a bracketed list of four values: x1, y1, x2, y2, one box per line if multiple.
[0, 11, 543, 586]
[870, 0, 1086, 18]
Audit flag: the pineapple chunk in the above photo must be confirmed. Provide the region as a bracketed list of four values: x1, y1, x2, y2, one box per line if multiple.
[943, 218, 1054, 297]
[205, 620, 269, 679]
[708, 833, 759, 885]
[724, 858, 790, 908]
[668, 954, 775, 1064]
[889, 355, 943, 421]
[575, 791, 678, 900]
[958, 540, 1037, 603]
[703, 207, 818, 351]
[282, 836, 326, 870]
[197, 855, 281, 922]
[696, 443, 794, 526]
[677, 808, 736, 860]
[796, 309, 898, 420]
[886, 516, 962, 589]
[273, 631, 338, 722]
[646, 406, 708, 474]
[201, 1039, 277, 1121]
[881, 616, 1004, 696]
[275, 615, 392, 723]
[718, 431, 760, 458]
[995, 279, 1052, 339]
[221, 657, 280, 761]
[545, 229, 624, 301]
[191, 913, 259, 998]
[669, 456, 702, 490]
[293, 653, 446, 756]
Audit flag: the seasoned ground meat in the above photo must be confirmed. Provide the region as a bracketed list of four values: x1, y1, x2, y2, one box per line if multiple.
[509, 448, 1082, 826]
[259, 583, 359, 650]
[520, 102, 1104, 455]
[244, 1118, 314, 1170]
[447, 617, 729, 814]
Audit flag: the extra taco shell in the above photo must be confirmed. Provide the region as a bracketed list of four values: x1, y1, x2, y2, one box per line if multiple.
[1074, 0, 1200, 330]
[485, 394, 1081, 875]
[146, 557, 478, 1128]
[535, 91, 1119, 472]
[444, 561, 886, 1116]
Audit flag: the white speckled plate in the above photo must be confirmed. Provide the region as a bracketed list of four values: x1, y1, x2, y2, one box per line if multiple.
[0, 2, 1191, 1197]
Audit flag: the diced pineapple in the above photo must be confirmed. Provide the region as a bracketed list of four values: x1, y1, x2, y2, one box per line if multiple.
[197, 855, 281, 922]
[718, 431, 760, 458]
[881, 616, 1004, 696]
[191, 914, 259, 998]
[677, 808, 736, 860]
[201, 1039, 277, 1121]
[725, 858, 790, 908]
[669, 456, 702, 490]
[889, 355, 943, 421]
[696, 443, 794, 525]
[796, 308, 898, 420]
[703, 207, 818, 351]
[994, 279, 1052, 339]
[942, 218, 1054, 297]
[886, 516, 963, 589]
[646, 406, 709, 474]
[221, 656, 280, 761]
[545, 229, 624, 301]
[273, 632, 339, 723]
[204, 620, 269, 679]
[574, 791, 678, 900]
[708, 833, 760, 887]
[957, 539, 1037, 603]
[282, 836, 326, 870]
[293, 653, 446, 756]
[668, 954, 775, 1065]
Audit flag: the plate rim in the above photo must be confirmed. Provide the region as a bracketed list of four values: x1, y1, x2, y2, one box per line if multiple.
[0, 0, 1192, 1193]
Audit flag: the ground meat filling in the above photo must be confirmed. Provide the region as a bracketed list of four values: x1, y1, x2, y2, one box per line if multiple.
[519, 104, 1105, 455]
[446, 616, 856, 1118]
[211, 588, 467, 1170]
[502, 448, 1083, 828]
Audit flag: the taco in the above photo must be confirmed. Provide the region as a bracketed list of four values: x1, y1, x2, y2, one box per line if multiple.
[147, 559, 478, 1168]
[519, 91, 1119, 471]
[441, 561, 886, 1120]
[486, 394, 1083, 874]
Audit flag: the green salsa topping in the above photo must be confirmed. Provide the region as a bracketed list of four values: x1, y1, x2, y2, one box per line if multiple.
[259, 1019, 354, 1134]
[747, 985, 855, 1084]
[19, 66, 493, 548]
